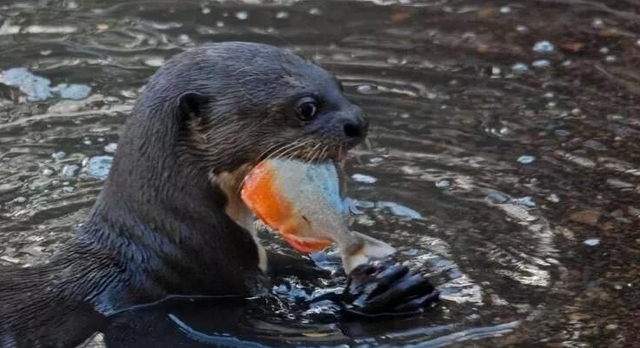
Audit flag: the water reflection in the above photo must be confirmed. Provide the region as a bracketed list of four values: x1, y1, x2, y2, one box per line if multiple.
[1, 0, 639, 346]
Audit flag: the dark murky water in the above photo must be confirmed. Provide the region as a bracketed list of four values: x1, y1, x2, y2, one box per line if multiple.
[1, 0, 639, 347]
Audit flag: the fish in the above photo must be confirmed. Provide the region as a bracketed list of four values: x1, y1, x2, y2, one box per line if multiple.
[241, 158, 396, 274]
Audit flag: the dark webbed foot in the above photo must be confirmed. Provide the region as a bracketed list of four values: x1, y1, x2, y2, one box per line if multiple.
[311, 261, 439, 317]
[341, 262, 439, 316]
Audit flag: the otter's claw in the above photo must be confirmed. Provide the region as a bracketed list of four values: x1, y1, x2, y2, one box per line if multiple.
[340, 262, 439, 316]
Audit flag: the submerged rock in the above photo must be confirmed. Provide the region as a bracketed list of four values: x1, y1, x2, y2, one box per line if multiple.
[50, 83, 91, 100]
[85, 156, 113, 180]
[0, 67, 91, 101]
[0, 68, 52, 101]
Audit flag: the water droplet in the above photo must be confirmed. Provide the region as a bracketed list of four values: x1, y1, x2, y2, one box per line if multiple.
[120, 90, 137, 99]
[517, 155, 536, 164]
[104, 143, 117, 153]
[499, 6, 511, 13]
[201, 7, 211, 14]
[369, 157, 384, 164]
[511, 62, 528, 73]
[599, 47, 609, 54]
[215, 21, 224, 28]
[235, 11, 248, 20]
[544, 92, 554, 98]
[532, 59, 551, 69]
[592, 18, 604, 28]
[516, 25, 528, 33]
[584, 238, 600, 246]
[356, 84, 378, 94]
[547, 194, 560, 203]
[276, 11, 289, 19]
[636, 39, 640, 47]
[533, 41, 554, 53]
[42, 168, 55, 177]
[377, 201, 422, 219]
[351, 174, 377, 184]
[143, 58, 165, 67]
[61, 165, 80, 179]
[435, 180, 450, 189]
[491, 66, 501, 75]
[511, 196, 536, 207]
[605, 55, 617, 63]
[83, 140, 92, 146]
[487, 193, 508, 204]
[40, 50, 52, 56]
[52, 151, 66, 160]
[309, 8, 322, 15]
[14, 196, 27, 204]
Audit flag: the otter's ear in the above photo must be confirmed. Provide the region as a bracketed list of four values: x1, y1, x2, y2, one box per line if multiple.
[178, 92, 208, 120]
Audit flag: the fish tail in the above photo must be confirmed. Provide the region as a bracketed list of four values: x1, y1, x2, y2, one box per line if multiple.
[341, 232, 396, 274]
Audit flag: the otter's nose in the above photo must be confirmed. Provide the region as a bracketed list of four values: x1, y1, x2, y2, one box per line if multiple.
[340, 109, 369, 142]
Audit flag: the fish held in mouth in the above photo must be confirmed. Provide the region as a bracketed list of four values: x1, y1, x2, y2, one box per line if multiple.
[241, 158, 396, 274]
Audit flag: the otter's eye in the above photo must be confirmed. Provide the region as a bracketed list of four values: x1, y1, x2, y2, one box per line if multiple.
[296, 97, 318, 121]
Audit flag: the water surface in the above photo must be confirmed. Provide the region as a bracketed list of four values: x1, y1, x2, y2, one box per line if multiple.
[1, 0, 639, 347]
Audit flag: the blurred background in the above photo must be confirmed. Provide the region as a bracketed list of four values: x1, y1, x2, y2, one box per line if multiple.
[1, 0, 639, 347]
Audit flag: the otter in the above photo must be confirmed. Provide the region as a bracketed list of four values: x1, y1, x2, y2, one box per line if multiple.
[0, 42, 437, 348]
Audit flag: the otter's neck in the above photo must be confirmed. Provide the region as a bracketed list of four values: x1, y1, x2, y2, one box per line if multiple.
[82, 95, 263, 307]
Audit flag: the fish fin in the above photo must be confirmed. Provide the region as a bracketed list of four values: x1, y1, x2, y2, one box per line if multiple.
[342, 233, 396, 274]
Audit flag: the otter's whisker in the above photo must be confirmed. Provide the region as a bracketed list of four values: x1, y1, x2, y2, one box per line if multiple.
[265, 138, 304, 160]
[280, 140, 311, 162]
[257, 141, 287, 162]
[306, 142, 323, 163]
[311, 144, 324, 163]
[319, 145, 329, 162]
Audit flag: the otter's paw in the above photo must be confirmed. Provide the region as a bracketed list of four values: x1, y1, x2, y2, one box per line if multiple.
[340, 262, 439, 316]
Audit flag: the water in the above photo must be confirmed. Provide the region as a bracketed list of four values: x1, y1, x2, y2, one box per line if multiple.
[1, 0, 639, 347]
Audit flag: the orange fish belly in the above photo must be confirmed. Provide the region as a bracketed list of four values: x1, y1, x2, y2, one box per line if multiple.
[241, 162, 333, 253]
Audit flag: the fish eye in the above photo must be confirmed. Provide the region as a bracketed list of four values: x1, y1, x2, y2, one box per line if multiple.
[296, 97, 318, 121]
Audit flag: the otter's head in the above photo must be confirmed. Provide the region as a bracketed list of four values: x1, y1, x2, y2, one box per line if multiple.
[172, 42, 367, 173]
